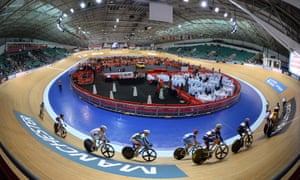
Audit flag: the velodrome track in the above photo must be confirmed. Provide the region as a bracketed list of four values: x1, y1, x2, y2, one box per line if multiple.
[0, 50, 299, 179]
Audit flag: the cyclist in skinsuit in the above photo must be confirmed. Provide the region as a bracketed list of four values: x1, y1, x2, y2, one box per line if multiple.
[130, 130, 151, 157]
[182, 129, 199, 155]
[56, 114, 66, 131]
[237, 118, 251, 137]
[203, 124, 223, 151]
[89, 125, 109, 147]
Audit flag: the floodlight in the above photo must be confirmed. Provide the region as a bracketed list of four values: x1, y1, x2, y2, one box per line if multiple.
[201, 1, 207, 8]
[214, 7, 219, 13]
[80, 2, 86, 8]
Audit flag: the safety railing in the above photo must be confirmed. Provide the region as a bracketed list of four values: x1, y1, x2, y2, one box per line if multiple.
[0, 141, 39, 180]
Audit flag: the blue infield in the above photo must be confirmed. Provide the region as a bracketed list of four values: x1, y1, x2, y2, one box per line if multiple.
[44, 66, 267, 156]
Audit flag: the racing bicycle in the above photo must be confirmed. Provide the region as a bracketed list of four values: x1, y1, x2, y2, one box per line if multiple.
[231, 128, 253, 153]
[84, 139, 115, 158]
[122, 144, 157, 162]
[192, 140, 229, 165]
[54, 122, 67, 138]
[173, 144, 203, 160]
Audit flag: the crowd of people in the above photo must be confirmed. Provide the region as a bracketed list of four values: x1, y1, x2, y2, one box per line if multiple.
[0, 47, 67, 83]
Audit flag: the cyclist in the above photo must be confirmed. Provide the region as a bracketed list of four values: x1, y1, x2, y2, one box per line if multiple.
[130, 130, 151, 157]
[270, 103, 280, 123]
[237, 118, 251, 138]
[274, 102, 280, 113]
[182, 129, 199, 155]
[203, 124, 223, 151]
[282, 97, 287, 108]
[265, 109, 271, 119]
[282, 97, 287, 115]
[55, 114, 66, 132]
[89, 125, 109, 147]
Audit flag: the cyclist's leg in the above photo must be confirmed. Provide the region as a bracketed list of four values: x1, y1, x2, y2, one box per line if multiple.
[202, 136, 210, 151]
[131, 139, 142, 157]
[183, 139, 192, 154]
[91, 133, 98, 147]
[57, 123, 62, 132]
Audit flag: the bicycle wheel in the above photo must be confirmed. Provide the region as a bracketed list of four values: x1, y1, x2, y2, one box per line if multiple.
[100, 144, 115, 158]
[231, 139, 241, 153]
[266, 123, 273, 137]
[60, 128, 67, 138]
[244, 135, 253, 147]
[263, 123, 268, 134]
[173, 147, 186, 160]
[122, 146, 135, 160]
[215, 144, 229, 159]
[191, 145, 203, 155]
[141, 148, 157, 162]
[192, 149, 208, 165]
[54, 123, 59, 134]
[84, 139, 96, 152]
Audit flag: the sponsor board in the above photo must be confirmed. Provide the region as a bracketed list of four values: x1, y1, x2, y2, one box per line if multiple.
[265, 78, 286, 94]
[14, 111, 186, 178]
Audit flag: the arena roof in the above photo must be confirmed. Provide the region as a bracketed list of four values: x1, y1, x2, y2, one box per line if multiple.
[0, 0, 299, 53]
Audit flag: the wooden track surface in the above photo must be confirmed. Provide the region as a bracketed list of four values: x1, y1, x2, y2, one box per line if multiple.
[0, 50, 299, 180]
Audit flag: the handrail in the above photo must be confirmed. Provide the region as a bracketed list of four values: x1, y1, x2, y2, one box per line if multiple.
[0, 141, 39, 180]
[271, 153, 300, 180]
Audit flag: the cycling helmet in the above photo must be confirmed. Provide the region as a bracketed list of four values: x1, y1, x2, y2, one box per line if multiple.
[193, 129, 199, 134]
[100, 125, 107, 131]
[144, 129, 150, 135]
[216, 123, 222, 130]
[245, 118, 250, 123]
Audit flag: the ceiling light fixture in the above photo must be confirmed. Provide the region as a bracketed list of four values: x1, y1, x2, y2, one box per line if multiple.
[80, 2, 86, 9]
[56, 15, 64, 32]
[214, 7, 219, 13]
[201, 1, 207, 8]
[230, 16, 238, 34]
[56, 23, 64, 32]
[56, 12, 66, 32]
[231, 24, 238, 34]
[224, 12, 228, 18]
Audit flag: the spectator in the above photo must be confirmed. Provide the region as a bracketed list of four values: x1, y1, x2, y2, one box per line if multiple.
[154, 85, 160, 98]
[58, 79, 62, 90]
[39, 101, 44, 119]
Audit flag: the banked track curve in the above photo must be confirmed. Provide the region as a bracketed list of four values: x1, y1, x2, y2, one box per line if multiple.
[0, 50, 299, 180]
